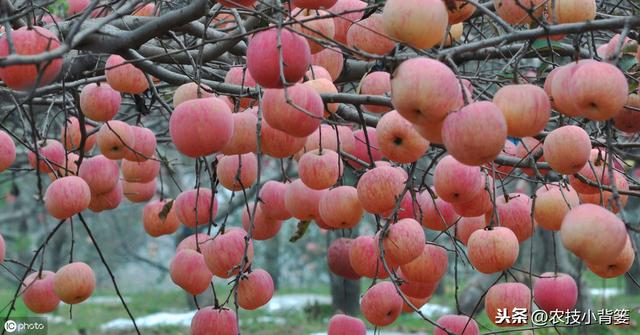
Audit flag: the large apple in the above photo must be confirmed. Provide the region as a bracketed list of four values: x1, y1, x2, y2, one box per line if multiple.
[486, 193, 534, 243]
[79, 83, 122, 121]
[533, 272, 578, 312]
[190, 307, 238, 335]
[201, 228, 254, 278]
[319, 186, 363, 229]
[467, 227, 519, 274]
[493, 84, 550, 137]
[258, 181, 292, 220]
[53, 262, 96, 304]
[382, 0, 448, 49]
[104, 54, 149, 94]
[587, 236, 635, 278]
[433, 155, 484, 203]
[21, 270, 60, 313]
[142, 199, 181, 237]
[360, 281, 403, 327]
[543, 125, 592, 175]
[327, 238, 361, 280]
[434, 314, 480, 335]
[28, 139, 65, 173]
[534, 184, 580, 231]
[169, 249, 213, 295]
[485, 282, 531, 327]
[356, 166, 405, 214]
[237, 269, 274, 310]
[241, 202, 283, 240]
[327, 314, 366, 335]
[376, 110, 430, 163]
[45, 176, 91, 219]
[400, 243, 448, 283]
[380, 218, 425, 265]
[174, 188, 218, 228]
[96, 120, 135, 160]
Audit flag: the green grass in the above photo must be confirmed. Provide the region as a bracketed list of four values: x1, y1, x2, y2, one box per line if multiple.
[1, 283, 638, 335]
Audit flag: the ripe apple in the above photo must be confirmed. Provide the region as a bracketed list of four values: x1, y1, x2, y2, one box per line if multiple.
[434, 314, 480, 335]
[329, 0, 367, 43]
[548, 62, 588, 117]
[391, 57, 462, 125]
[300, 124, 355, 157]
[190, 307, 238, 335]
[533, 272, 578, 312]
[284, 179, 327, 220]
[0, 130, 16, 172]
[456, 216, 486, 246]
[382, 0, 448, 49]
[298, 149, 343, 190]
[440, 22, 464, 47]
[380, 218, 426, 265]
[260, 119, 307, 158]
[0, 26, 62, 91]
[88, 180, 123, 212]
[560, 204, 628, 265]
[222, 111, 258, 155]
[201, 228, 254, 278]
[568, 149, 613, 194]
[357, 166, 405, 214]
[292, 9, 335, 54]
[170, 249, 213, 295]
[123, 126, 156, 162]
[467, 227, 519, 274]
[237, 269, 275, 310]
[60, 117, 96, 152]
[485, 282, 531, 327]
[493, 84, 550, 137]
[613, 94, 640, 133]
[349, 127, 382, 169]
[53, 262, 96, 304]
[223, 68, 256, 108]
[303, 78, 339, 115]
[515, 137, 548, 176]
[400, 243, 448, 283]
[446, 1, 476, 24]
[360, 71, 392, 114]
[418, 189, 460, 231]
[534, 184, 580, 231]
[79, 83, 121, 121]
[398, 269, 438, 299]
[319, 186, 363, 229]
[547, 0, 596, 24]
[217, 153, 258, 191]
[77, 155, 120, 194]
[414, 120, 445, 145]
[177, 233, 211, 252]
[578, 170, 629, 213]
[434, 155, 484, 203]
[327, 238, 361, 280]
[174, 188, 218, 228]
[327, 314, 366, 335]
[491, 140, 518, 179]
[132, 3, 156, 16]
[587, 236, 635, 278]
[442, 101, 508, 166]
[122, 179, 156, 203]
[104, 54, 149, 94]
[360, 281, 403, 327]
[96, 120, 135, 160]
[381, 192, 419, 220]
[451, 176, 494, 217]
[169, 97, 234, 157]
[21, 270, 60, 313]
[401, 295, 431, 313]
[494, 0, 545, 25]
[486, 193, 534, 243]
[173, 82, 215, 108]
[142, 199, 180, 237]
[122, 158, 160, 183]
[346, 14, 396, 57]
[543, 125, 592, 175]
[311, 47, 344, 81]
[571, 61, 628, 121]
[376, 110, 430, 163]
[306, 65, 333, 81]
[246, 27, 311, 88]
[28, 139, 65, 173]
[263, 84, 323, 138]
[258, 181, 292, 220]
[241, 203, 283, 240]
[45, 176, 91, 219]
[349, 235, 391, 279]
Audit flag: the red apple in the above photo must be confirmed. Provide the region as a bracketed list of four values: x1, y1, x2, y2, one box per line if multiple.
[78, 154, 119, 194]
[319, 186, 363, 229]
[237, 269, 274, 310]
[222, 111, 258, 155]
[122, 158, 160, 183]
[327, 314, 366, 335]
[357, 166, 405, 214]
[327, 238, 361, 280]
[142, 199, 180, 237]
[292, 9, 336, 54]
[223, 68, 256, 108]
[329, 0, 367, 43]
[346, 14, 395, 57]
[173, 82, 215, 108]
[360, 281, 403, 327]
[60, 117, 96, 152]
[263, 84, 323, 138]
[53, 262, 95, 304]
[190, 307, 238, 335]
[122, 179, 156, 203]
[398, 269, 438, 299]
[88, 180, 123, 212]
[311, 47, 344, 81]
[376, 110, 430, 163]
[169, 97, 234, 157]
[246, 27, 311, 88]
[434, 155, 484, 204]
[123, 126, 156, 162]
[349, 127, 382, 169]
[0, 130, 16, 172]
[260, 119, 307, 158]
[467, 227, 519, 274]
[494, 0, 545, 25]
[45, 176, 91, 219]
[177, 233, 211, 252]
[434, 314, 480, 335]
[79, 83, 121, 121]
[217, 153, 258, 191]
[534, 184, 580, 231]
[174, 188, 218, 228]
[299, 149, 343, 190]
[485, 282, 531, 327]
[400, 243, 448, 283]
[21, 270, 60, 313]
[418, 190, 460, 231]
[493, 84, 550, 137]
[349, 235, 391, 279]
[105, 54, 149, 94]
[613, 94, 640, 133]
[382, 0, 448, 49]
[568, 149, 613, 194]
[360, 71, 392, 114]
[28, 139, 65, 173]
[241, 203, 283, 240]
[258, 181, 292, 220]
[543, 125, 592, 175]
[0, 26, 62, 91]
[381, 218, 425, 265]
[560, 204, 628, 265]
[170, 249, 213, 295]
[202, 228, 254, 278]
[547, 0, 596, 24]
[96, 120, 135, 160]
[284, 179, 327, 220]
[486, 193, 534, 243]
[587, 236, 635, 278]
[306, 65, 333, 81]
[533, 272, 578, 312]
[571, 61, 628, 121]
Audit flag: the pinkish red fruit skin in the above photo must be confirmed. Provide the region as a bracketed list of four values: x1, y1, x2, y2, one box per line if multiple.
[486, 193, 534, 243]
[485, 282, 531, 327]
[433, 155, 484, 203]
[434, 315, 480, 335]
[170, 249, 213, 295]
[467, 227, 519, 274]
[190, 307, 238, 335]
[21, 271, 60, 314]
[45, 176, 92, 219]
[237, 269, 275, 310]
[357, 166, 405, 214]
[381, 218, 425, 265]
[0, 131, 16, 172]
[327, 238, 362, 280]
[533, 272, 578, 312]
[360, 281, 403, 327]
[327, 314, 367, 335]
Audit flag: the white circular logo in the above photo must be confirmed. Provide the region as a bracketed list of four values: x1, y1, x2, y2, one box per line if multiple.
[4, 320, 16, 333]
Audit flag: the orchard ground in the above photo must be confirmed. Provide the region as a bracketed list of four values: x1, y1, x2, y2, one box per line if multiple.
[2, 272, 637, 335]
